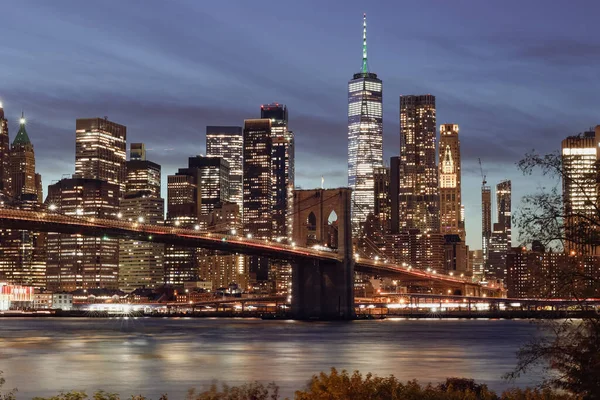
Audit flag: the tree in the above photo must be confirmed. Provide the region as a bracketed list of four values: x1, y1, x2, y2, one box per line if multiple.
[507, 151, 600, 399]
[0, 372, 16, 400]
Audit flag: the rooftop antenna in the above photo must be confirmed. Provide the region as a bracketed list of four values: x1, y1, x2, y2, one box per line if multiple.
[361, 13, 369, 74]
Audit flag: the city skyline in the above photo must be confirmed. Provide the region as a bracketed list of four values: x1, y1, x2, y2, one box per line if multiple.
[1, 1, 599, 250]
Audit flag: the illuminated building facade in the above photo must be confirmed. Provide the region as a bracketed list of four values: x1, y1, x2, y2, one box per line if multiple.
[118, 191, 164, 292]
[118, 143, 165, 292]
[45, 178, 120, 291]
[126, 143, 161, 198]
[398, 94, 439, 233]
[243, 119, 273, 239]
[561, 128, 600, 255]
[481, 185, 492, 263]
[75, 118, 127, 197]
[206, 126, 243, 211]
[373, 166, 390, 232]
[261, 104, 295, 239]
[486, 222, 509, 280]
[0, 113, 45, 288]
[0, 103, 9, 195]
[9, 113, 42, 202]
[348, 14, 383, 232]
[188, 156, 230, 216]
[496, 180, 511, 248]
[165, 167, 201, 284]
[439, 124, 463, 239]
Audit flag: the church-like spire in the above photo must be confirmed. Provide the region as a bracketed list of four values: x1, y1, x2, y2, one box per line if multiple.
[362, 13, 368, 74]
[13, 111, 31, 146]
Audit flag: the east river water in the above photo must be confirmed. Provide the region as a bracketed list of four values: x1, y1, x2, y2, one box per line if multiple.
[0, 318, 544, 399]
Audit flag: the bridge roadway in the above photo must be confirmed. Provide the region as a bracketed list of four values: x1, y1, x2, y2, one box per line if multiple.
[0, 207, 496, 294]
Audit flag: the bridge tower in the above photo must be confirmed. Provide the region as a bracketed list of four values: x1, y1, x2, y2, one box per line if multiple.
[291, 188, 354, 319]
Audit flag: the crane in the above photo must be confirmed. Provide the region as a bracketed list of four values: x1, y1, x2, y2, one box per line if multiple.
[478, 158, 487, 187]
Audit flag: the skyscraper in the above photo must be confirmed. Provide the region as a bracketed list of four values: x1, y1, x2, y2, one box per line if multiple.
[439, 124, 463, 239]
[45, 178, 120, 291]
[119, 142, 165, 292]
[481, 185, 492, 264]
[0, 103, 9, 195]
[206, 126, 243, 211]
[243, 119, 273, 239]
[75, 117, 127, 197]
[389, 156, 400, 234]
[373, 166, 391, 233]
[0, 112, 45, 288]
[561, 127, 600, 255]
[399, 94, 439, 233]
[496, 180, 511, 248]
[125, 144, 161, 198]
[165, 165, 202, 285]
[188, 155, 230, 216]
[261, 103, 295, 239]
[348, 13, 383, 232]
[8, 113, 42, 202]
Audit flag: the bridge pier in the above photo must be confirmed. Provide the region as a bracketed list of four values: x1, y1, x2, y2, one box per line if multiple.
[291, 258, 354, 320]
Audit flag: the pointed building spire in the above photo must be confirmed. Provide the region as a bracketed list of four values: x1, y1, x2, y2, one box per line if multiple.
[362, 13, 368, 74]
[13, 111, 31, 146]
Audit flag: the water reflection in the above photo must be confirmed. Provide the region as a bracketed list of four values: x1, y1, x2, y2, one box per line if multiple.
[0, 318, 542, 398]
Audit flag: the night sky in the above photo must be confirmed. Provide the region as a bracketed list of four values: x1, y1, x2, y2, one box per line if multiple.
[1, 0, 599, 249]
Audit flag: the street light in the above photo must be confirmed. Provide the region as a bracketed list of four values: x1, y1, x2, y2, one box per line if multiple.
[48, 204, 57, 211]
[137, 216, 144, 223]
[246, 233, 252, 239]
[231, 229, 237, 235]
[194, 225, 200, 230]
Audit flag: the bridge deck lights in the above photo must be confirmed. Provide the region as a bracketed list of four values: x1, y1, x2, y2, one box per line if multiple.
[194, 225, 200, 230]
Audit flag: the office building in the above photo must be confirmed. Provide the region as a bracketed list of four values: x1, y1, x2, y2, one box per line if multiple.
[0, 103, 9, 195]
[482, 185, 492, 263]
[261, 103, 295, 239]
[188, 155, 230, 216]
[45, 178, 120, 291]
[348, 14, 383, 232]
[9, 113, 42, 201]
[373, 166, 391, 233]
[243, 119, 273, 239]
[0, 113, 45, 288]
[561, 127, 600, 255]
[486, 222, 509, 280]
[125, 149, 161, 198]
[206, 126, 243, 211]
[497, 180, 511, 248]
[439, 124, 463, 239]
[399, 94, 439, 233]
[75, 117, 127, 197]
[389, 156, 400, 233]
[165, 166, 202, 285]
[118, 191, 164, 292]
[469, 249, 485, 281]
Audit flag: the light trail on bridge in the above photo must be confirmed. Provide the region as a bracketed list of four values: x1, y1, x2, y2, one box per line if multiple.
[0, 207, 500, 294]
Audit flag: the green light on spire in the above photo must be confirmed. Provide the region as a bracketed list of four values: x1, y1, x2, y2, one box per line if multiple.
[362, 13, 368, 74]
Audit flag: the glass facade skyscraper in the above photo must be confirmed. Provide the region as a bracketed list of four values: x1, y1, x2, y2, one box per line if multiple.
[439, 124, 463, 239]
[399, 94, 439, 233]
[206, 126, 243, 211]
[75, 117, 127, 198]
[0, 103, 9, 195]
[261, 103, 294, 239]
[348, 14, 383, 232]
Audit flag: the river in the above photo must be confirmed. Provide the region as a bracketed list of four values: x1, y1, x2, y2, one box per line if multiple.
[0, 318, 544, 399]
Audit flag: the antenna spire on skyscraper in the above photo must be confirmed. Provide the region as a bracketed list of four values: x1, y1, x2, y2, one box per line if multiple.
[362, 13, 368, 73]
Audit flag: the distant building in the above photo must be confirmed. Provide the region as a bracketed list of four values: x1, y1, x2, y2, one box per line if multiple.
[118, 191, 164, 292]
[75, 117, 126, 197]
[0, 114, 45, 288]
[0, 103, 9, 195]
[261, 103, 294, 239]
[45, 178, 120, 291]
[348, 14, 383, 232]
[481, 185, 492, 264]
[561, 127, 600, 255]
[373, 166, 391, 233]
[399, 94, 439, 233]
[51, 293, 73, 310]
[469, 249, 485, 281]
[125, 143, 161, 198]
[439, 124, 463, 239]
[188, 155, 230, 216]
[206, 126, 243, 212]
[496, 180, 511, 248]
[486, 222, 509, 280]
[243, 119, 273, 239]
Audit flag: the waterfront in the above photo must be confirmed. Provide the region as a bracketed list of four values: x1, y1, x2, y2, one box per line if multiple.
[0, 318, 544, 398]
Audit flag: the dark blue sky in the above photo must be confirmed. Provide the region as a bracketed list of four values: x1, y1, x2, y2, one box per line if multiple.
[1, 0, 599, 249]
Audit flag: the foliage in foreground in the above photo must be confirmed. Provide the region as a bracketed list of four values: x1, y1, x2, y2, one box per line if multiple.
[2, 369, 577, 400]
